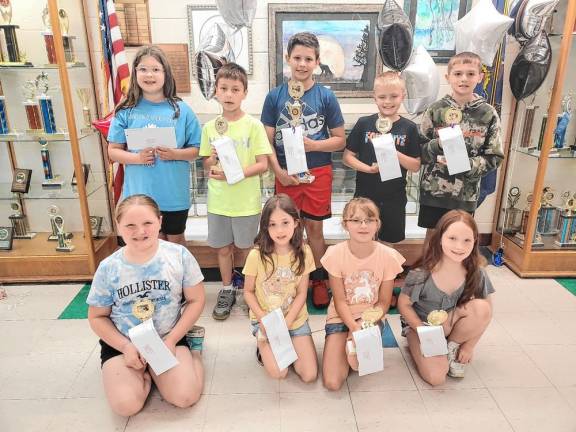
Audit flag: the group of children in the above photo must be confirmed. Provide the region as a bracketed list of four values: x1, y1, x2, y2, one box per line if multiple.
[87, 32, 504, 415]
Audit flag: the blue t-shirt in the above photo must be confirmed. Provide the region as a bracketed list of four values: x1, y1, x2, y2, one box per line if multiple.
[261, 82, 344, 169]
[108, 99, 201, 211]
[87, 240, 204, 338]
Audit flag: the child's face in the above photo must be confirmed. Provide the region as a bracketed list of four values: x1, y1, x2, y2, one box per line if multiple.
[441, 221, 475, 263]
[374, 82, 404, 118]
[135, 55, 165, 98]
[344, 208, 379, 243]
[117, 205, 161, 252]
[215, 77, 247, 114]
[445, 62, 483, 100]
[285, 45, 319, 83]
[267, 207, 297, 249]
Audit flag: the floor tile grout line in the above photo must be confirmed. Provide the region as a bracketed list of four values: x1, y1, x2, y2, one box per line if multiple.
[345, 378, 360, 432]
[63, 342, 99, 399]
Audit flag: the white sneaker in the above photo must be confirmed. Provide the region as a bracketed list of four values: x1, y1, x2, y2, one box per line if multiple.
[447, 341, 466, 378]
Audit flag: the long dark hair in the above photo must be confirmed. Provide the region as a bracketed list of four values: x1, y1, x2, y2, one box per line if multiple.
[254, 194, 306, 279]
[115, 45, 181, 118]
[419, 210, 486, 306]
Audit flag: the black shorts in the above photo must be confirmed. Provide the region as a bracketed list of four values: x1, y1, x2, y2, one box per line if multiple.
[417, 205, 474, 229]
[356, 193, 406, 243]
[99, 336, 188, 367]
[161, 209, 189, 235]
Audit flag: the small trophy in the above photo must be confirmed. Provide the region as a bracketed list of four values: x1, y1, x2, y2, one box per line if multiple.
[360, 306, 384, 329]
[53, 215, 74, 252]
[35, 72, 57, 134]
[0, 226, 14, 250]
[515, 193, 544, 247]
[39, 139, 63, 188]
[426, 310, 448, 326]
[42, 5, 77, 64]
[89, 216, 103, 239]
[555, 192, 576, 247]
[48, 205, 72, 241]
[22, 80, 43, 132]
[537, 187, 560, 236]
[132, 296, 155, 321]
[501, 186, 522, 234]
[0, 80, 10, 135]
[76, 88, 92, 130]
[519, 105, 537, 148]
[11, 168, 31, 194]
[0, 0, 28, 65]
[9, 200, 36, 239]
[286, 79, 314, 184]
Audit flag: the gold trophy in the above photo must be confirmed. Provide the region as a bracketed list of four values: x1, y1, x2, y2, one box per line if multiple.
[426, 310, 448, 326]
[76, 88, 92, 130]
[132, 297, 155, 321]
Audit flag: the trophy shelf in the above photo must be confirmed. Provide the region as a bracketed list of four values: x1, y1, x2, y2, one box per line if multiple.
[0, 182, 105, 200]
[0, 232, 116, 283]
[0, 130, 95, 142]
[515, 147, 576, 159]
[0, 63, 86, 70]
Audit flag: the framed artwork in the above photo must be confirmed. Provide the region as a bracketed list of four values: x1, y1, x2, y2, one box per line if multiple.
[116, 0, 152, 46]
[268, 4, 383, 98]
[404, 0, 472, 63]
[187, 4, 253, 75]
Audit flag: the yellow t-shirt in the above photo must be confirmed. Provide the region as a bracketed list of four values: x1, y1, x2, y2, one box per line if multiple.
[199, 114, 272, 216]
[242, 245, 316, 330]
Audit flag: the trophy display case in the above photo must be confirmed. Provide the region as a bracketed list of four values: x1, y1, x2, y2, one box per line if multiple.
[0, 0, 115, 282]
[490, 3, 576, 277]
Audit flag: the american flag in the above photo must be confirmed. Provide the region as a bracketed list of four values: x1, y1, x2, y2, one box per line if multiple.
[99, 0, 130, 202]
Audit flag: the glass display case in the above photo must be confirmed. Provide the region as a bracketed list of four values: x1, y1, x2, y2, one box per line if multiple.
[491, 2, 576, 277]
[0, 0, 115, 282]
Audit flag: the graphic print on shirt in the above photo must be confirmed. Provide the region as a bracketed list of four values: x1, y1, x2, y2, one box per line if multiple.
[262, 265, 296, 312]
[344, 270, 379, 305]
[274, 100, 325, 147]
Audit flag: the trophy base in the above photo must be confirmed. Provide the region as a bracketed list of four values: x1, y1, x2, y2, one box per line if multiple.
[554, 240, 576, 248]
[514, 233, 544, 247]
[30, 131, 70, 140]
[26, 128, 44, 134]
[56, 245, 75, 252]
[540, 230, 559, 236]
[48, 232, 73, 241]
[0, 61, 33, 67]
[42, 177, 65, 189]
[14, 232, 37, 239]
[42, 62, 85, 68]
[0, 132, 21, 140]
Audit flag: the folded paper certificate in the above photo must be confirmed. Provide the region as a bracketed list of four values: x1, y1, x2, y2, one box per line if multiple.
[281, 125, 308, 175]
[353, 326, 384, 376]
[437, 125, 471, 175]
[416, 325, 448, 358]
[212, 136, 245, 185]
[128, 319, 179, 375]
[125, 127, 177, 150]
[261, 308, 298, 370]
[371, 133, 402, 182]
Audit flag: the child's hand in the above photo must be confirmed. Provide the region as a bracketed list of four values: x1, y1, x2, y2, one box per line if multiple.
[457, 342, 474, 363]
[122, 342, 146, 370]
[156, 146, 179, 161]
[303, 136, 317, 151]
[258, 320, 268, 339]
[138, 147, 156, 165]
[367, 162, 379, 174]
[367, 132, 379, 142]
[208, 167, 227, 181]
[436, 155, 447, 166]
[208, 146, 218, 163]
[275, 169, 299, 187]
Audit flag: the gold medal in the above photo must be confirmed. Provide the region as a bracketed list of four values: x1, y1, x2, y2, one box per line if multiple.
[376, 116, 392, 134]
[361, 306, 384, 328]
[444, 107, 463, 125]
[288, 79, 304, 100]
[427, 309, 448, 326]
[132, 298, 155, 321]
[215, 116, 228, 135]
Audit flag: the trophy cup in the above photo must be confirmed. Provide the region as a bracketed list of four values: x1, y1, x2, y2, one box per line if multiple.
[537, 187, 560, 236]
[42, 5, 77, 65]
[9, 199, 36, 239]
[22, 80, 43, 133]
[39, 139, 63, 188]
[35, 72, 57, 134]
[76, 88, 92, 130]
[555, 192, 576, 247]
[0, 0, 28, 65]
[53, 214, 74, 252]
[47, 205, 71, 240]
[515, 193, 544, 247]
[501, 186, 522, 234]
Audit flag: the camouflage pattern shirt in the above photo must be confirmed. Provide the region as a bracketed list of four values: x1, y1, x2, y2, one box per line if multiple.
[419, 95, 504, 212]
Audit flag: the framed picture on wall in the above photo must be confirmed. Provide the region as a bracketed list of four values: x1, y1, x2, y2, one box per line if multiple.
[404, 0, 472, 63]
[268, 4, 383, 98]
[187, 4, 254, 76]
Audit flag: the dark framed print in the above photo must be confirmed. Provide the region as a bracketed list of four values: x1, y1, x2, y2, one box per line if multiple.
[268, 4, 383, 97]
[11, 168, 32, 194]
[0, 226, 14, 250]
[72, 164, 90, 187]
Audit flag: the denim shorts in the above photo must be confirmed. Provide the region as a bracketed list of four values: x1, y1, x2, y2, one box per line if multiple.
[325, 320, 384, 337]
[250, 320, 312, 337]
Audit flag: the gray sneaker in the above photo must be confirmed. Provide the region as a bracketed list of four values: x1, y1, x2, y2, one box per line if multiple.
[447, 341, 466, 378]
[212, 287, 236, 320]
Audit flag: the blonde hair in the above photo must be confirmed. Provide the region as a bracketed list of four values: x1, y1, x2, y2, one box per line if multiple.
[116, 194, 161, 223]
[374, 71, 406, 92]
[447, 52, 483, 73]
[342, 197, 381, 234]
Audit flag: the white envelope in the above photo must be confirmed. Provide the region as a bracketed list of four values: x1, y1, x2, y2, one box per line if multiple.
[261, 308, 298, 370]
[212, 136, 246, 185]
[281, 126, 308, 175]
[353, 326, 384, 376]
[125, 127, 177, 150]
[128, 319, 179, 375]
[371, 133, 402, 182]
[416, 325, 448, 358]
[437, 125, 471, 175]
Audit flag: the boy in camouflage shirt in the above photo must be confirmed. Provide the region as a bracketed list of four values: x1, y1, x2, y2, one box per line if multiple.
[418, 52, 504, 235]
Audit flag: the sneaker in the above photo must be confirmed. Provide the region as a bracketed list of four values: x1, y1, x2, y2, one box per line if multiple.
[447, 341, 466, 378]
[186, 325, 205, 352]
[256, 347, 263, 366]
[311, 279, 330, 309]
[212, 287, 236, 320]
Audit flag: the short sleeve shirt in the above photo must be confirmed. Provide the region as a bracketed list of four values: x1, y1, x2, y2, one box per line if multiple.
[199, 114, 272, 216]
[321, 241, 405, 324]
[346, 114, 423, 198]
[401, 268, 495, 322]
[243, 245, 316, 330]
[261, 82, 344, 169]
[87, 240, 204, 337]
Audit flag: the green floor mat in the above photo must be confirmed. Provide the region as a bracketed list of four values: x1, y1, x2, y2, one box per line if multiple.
[58, 283, 90, 319]
[556, 279, 576, 296]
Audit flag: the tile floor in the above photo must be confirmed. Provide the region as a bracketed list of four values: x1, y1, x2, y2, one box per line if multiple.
[1, 265, 575, 431]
